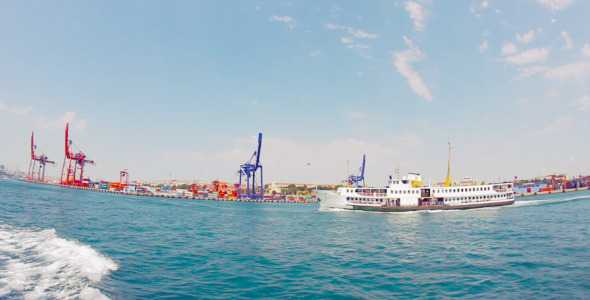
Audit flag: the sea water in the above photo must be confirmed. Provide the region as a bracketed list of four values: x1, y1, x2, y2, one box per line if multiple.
[1, 178, 589, 299]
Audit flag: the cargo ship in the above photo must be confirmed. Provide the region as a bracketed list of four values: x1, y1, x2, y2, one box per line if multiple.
[315, 173, 514, 212]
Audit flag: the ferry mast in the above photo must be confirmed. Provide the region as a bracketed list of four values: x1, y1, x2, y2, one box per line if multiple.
[445, 141, 454, 187]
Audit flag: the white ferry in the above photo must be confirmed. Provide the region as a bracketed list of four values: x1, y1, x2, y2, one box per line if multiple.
[315, 173, 514, 212]
[316, 144, 514, 212]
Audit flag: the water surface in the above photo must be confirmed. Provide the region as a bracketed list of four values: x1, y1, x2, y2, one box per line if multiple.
[1, 178, 589, 299]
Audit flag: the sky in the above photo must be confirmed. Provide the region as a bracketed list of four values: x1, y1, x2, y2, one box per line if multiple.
[1, 0, 589, 186]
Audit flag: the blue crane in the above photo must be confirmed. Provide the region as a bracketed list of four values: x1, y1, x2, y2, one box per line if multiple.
[348, 154, 366, 187]
[238, 133, 264, 198]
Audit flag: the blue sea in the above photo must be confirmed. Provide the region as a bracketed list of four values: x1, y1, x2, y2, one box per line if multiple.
[1, 177, 589, 299]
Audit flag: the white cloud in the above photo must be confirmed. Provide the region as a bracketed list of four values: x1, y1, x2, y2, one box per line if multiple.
[325, 23, 342, 30]
[544, 61, 590, 83]
[393, 36, 434, 101]
[515, 65, 548, 79]
[530, 116, 572, 136]
[325, 23, 377, 39]
[346, 44, 369, 49]
[405, 1, 425, 31]
[571, 95, 590, 110]
[11, 105, 33, 116]
[561, 31, 573, 49]
[516, 62, 590, 83]
[505, 47, 549, 65]
[582, 44, 590, 56]
[516, 98, 531, 104]
[309, 50, 321, 57]
[471, 1, 490, 17]
[347, 28, 378, 39]
[537, 0, 577, 11]
[501, 42, 517, 55]
[516, 30, 535, 44]
[0, 101, 6, 111]
[269, 15, 294, 23]
[341, 37, 353, 44]
[479, 40, 488, 53]
[38, 111, 88, 131]
[326, 23, 376, 59]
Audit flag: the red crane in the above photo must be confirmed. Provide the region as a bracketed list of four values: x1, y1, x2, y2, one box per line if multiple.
[60, 123, 94, 187]
[27, 131, 55, 182]
[119, 170, 129, 186]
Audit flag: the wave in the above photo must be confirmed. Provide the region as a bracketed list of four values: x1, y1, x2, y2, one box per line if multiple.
[0, 224, 118, 299]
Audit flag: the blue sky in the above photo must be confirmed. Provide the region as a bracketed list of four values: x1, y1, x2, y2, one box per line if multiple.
[1, 0, 589, 185]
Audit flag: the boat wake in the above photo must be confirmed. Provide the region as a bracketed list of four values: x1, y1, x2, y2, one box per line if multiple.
[0, 224, 118, 299]
[318, 206, 349, 212]
[513, 194, 589, 207]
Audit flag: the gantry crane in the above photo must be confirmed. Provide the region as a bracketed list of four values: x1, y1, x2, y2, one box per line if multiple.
[348, 154, 366, 187]
[27, 131, 55, 182]
[237, 133, 263, 198]
[120, 170, 129, 186]
[60, 123, 94, 187]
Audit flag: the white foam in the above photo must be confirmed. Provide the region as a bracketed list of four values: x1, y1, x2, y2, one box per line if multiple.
[318, 206, 349, 212]
[513, 194, 589, 207]
[0, 224, 117, 299]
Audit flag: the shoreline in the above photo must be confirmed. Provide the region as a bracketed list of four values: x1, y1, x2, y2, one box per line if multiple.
[6, 175, 589, 202]
[11, 178, 319, 203]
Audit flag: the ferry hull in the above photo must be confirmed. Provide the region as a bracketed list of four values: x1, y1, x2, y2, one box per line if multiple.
[351, 199, 515, 212]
